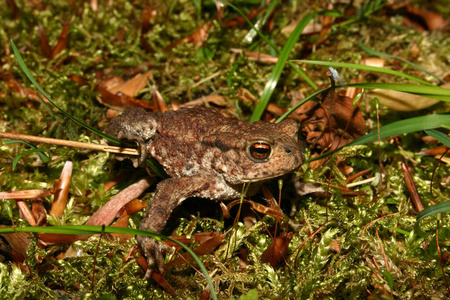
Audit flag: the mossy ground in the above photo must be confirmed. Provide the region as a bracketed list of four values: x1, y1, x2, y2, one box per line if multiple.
[0, 1, 449, 299]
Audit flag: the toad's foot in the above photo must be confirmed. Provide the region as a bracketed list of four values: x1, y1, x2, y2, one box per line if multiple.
[137, 235, 173, 278]
[105, 107, 159, 167]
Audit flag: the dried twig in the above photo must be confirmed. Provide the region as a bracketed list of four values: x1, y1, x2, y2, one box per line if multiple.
[0, 132, 139, 156]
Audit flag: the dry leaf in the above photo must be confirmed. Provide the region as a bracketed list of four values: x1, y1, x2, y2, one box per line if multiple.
[282, 20, 321, 35]
[261, 185, 282, 212]
[0, 226, 32, 262]
[38, 23, 52, 59]
[435, 156, 450, 164]
[108, 71, 153, 97]
[95, 84, 155, 111]
[367, 88, 442, 111]
[236, 87, 301, 120]
[402, 162, 424, 212]
[51, 160, 72, 217]
[405, 5, 447, 30]
[346, 168, 372, 184]
[95, 71, 155, 110]
[360, 58, 386, 68]
[0, 71, 39, 102]
[152, 87, 169, 112]
[416, 145, 449, 156]
[86, 177, 154, 226]
[183, 95, 227, 107]
[52, 19, 70, 58]
[103, 173, 130, 192]
[221, 7, 263, 28]
[230, 48, 278, 64]
[299, 80, 366, 153]
[164, 22, 212, 51]
[38, 232, 92, 243]
[17, 200, 36, 226]
[111, 210, 133, 241]
[261, 231, 293, 267]
[140, 4, 156, 35]
[0, 189, 54, 199]
[165, 232, 225, 267]
[226, 199, 286, 219]
[31, 199, 47, 226]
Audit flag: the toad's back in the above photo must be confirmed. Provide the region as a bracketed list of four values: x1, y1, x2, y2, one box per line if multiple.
[150, 106, 303, 183]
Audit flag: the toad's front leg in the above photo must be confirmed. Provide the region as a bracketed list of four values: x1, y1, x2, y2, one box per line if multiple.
[105, 107, 159, 167]
[138, 176, 213, 278]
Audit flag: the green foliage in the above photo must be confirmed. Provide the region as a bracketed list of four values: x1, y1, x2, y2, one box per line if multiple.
[238, 288, 258, 300]
[294, 59, 434, 85]
[425, 129, 450, 147]
[3, 140, 50, 170]
[309, 114, 450, 162]
[0, 263, 27, 298]
[312, 228, 339, 272]
[250, 12, 317, 122]
[1, 0, 449, 299]
[358, 41, 445, 83]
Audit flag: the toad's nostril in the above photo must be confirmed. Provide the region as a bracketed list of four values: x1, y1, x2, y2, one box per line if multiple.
[284, 148, 292, 154]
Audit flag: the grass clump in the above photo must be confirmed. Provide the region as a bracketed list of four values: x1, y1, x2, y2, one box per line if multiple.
[0, 0, 449, 298]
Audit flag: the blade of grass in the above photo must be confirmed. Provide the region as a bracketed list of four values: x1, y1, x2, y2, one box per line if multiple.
[0, 225, 218, 300]
[292, 60, 433, 86]
[222, 0, 277, 53]
[250, 12, 318, 122]
[288, 61, 318, 90]
[414, 201, 450, 237]
[331, 1, 386, 30]
[346, 82, 450, 102]
[243, 0, 279, 44]
[10, 40, 167, 178]
[3, 139, 50, 164]
[11, 148, 49, 170]
[280, 80, 449, 123]
[308, 113, 450, 162]
[10, 40, 117, 143]
[191, 0, 201, 20]
[348, 114, 450, 146]
[424, 129, 450, 147]
[223, 1, 317, 90]
[386, 225, 410, 236]
[358, 41, 445, 84]
[276, 86, 331, 123]
[416, 202, 450, 222]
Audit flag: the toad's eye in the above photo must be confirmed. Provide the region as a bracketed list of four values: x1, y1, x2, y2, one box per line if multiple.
[249, 142, 271, 161]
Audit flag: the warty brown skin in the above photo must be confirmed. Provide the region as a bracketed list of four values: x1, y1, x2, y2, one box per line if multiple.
[106, 106, 304, 278]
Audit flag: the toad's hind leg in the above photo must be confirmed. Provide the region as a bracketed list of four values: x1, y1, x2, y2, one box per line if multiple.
[138, 175, 213, 278]
[106, 107, 159, 167]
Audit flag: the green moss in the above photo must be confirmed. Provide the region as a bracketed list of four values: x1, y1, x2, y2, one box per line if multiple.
[1, 0, 449, 298]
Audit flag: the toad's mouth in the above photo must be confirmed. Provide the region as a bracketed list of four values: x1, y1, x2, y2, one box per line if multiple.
[239, 168, 299, 183]
[238, 154, 303, 182]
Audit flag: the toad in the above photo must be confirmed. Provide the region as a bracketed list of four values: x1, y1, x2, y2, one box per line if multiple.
[106, 106, 304, 278]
